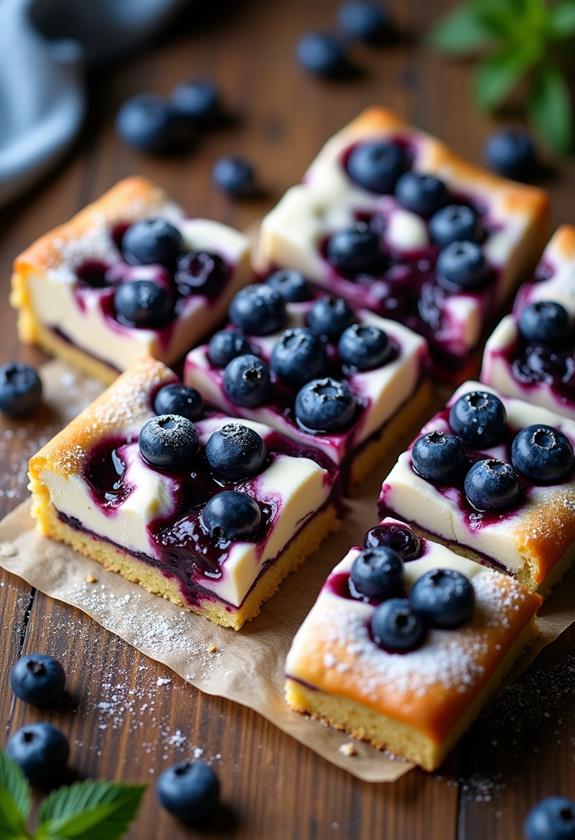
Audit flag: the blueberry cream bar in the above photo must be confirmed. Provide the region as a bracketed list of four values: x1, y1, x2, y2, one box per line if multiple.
[482, 226, 575, 420]
[255, 107, 549, 379]
[28, 358, 340, 629]
[12, 177, 251, 383]
[285, 517, 541, 771]
[380, 381, 575, 593]
[184, 278, 430, 486]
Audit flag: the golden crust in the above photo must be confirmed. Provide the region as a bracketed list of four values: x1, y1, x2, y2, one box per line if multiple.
[516, 488, 575, 585]
[546, 224, 575, 260]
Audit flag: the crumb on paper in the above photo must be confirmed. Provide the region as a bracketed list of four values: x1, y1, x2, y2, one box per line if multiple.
[207, 643, 218, 654]
[0, 543, 17, 558]
[85, 574, 97, 584]
[156, 677, 172, 687]
[339, 742, 357, 757]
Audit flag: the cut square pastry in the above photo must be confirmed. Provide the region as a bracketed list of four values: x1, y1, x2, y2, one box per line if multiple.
[29, 358, 341, 629]
[285, 517, 541, 771]
[12, 177, 251, 383]
[255, 107, 549, 381]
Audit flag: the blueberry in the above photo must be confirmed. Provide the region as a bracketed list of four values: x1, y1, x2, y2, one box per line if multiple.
[410, 569, 475, 629]
[518, 301, 571, 348]
[370, 598, 426, 653]
[114, 280, 174, 328]
[436, 241, 490, 289]
[154, 384, 204, 421]
[265, 269, 311, 302]
[449, 390, 506, 448]
[512, 424, 574, 483]
[139, 414, 199, 470]
[394, 172, 449, 218]
[122, 218, 183, 266]
[524, 796, 575, 840]
[485, 129, 537, 180]
[350, 546, 404, 600]
[295, 377, 356, 432]
[213, 156, 255, 199]
[10, 654, 66, 706]
[6, 723, 69, 787]
[205, 423, 267, 480]
[307, 296, 355, 341]
[271, 328, 327, 387]
[296, 32, 348, 78]
[175, 252, 229, 299]
[326, 223, 386, 277]
[363, 523, 421, 562]
[116, 94, 193, 155]
[411, 431, 467, 483]
[208, 330, 253, 368]
[202, 490, 262, 542]
[171, 80, 221, 128]
[464, 459, 521, 511]
[338, 2, 390, 44]
[338, 323, 392, 370]
[223, 354, 272, 407]
[0, 363, 42, 418]
[346, 141, 409, 194]
[157, 760, 220, 824]
[229, 284, 287, 336]
[429, 205, 481, 248]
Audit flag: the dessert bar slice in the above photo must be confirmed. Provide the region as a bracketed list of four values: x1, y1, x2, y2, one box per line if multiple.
[285, 517, 540, 771]
[29, 358, 340, 629]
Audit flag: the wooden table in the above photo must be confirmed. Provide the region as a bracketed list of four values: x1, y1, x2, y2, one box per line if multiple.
[1, 1, 574, 837]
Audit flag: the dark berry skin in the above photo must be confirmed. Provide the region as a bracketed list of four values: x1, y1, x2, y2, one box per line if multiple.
[464, 459, 521, 511]
[157, 761, 220, 825]
[338, 323, 392, 371]
[10, 654, 66, 706]
[346, 141, 409, 194]
[350, 546, 404, 600]
[295, 377, 356, 433]
[326, 223, 386, 277]
[205, 423, 267, 481]
[485, 130, 537, 180]
[116, 94, 194, 155]
[524, 796, 575, 840]
[175, 252, 229, 299]
[410, 569, 475, 629]
[411, 431, 467, 484]
[429, 205, 481, 248]
[436, 241, 490, 290]
[370, 598, 427, 653]
[171, 80, 221, 128]
[296, 32, 348, 78]
[307, 296, 355, 341]
[363, 523, 421, 562]
[0, 363, 42, 418]
[122, 218, 183, 266]
[139, 414, 199, 470]
[338, 2, 391, 44]
[512, 424, 574, 483]
[202, 491, 262, 542]
[518, 301, 571, 348]
[6, 723, 69, 787]
[114, 280, 174, 329]
[213, 156, 255, 199]
[265, 269, 311, 302]
[208, 330, 253, 369]
[229, 284, 287, 336]
[223, 354, 272, 407]
[394, 172, 449, 218]
[271, 328, 328, 386]
[154, 384, 204, 421]
[449, 390, 506, 448]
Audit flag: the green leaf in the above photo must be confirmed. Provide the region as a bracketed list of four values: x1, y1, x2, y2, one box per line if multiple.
[528, 61, 574, 152]
[428, 3, 494, 54]
[474, 49, 535, 110]
[35, 781, 146, 840]
[0, 751, 31, 838]
[548, 1, 575, 39]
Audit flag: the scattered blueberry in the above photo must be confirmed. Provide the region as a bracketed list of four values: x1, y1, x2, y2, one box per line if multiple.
[464, 459, 521, 511]
[213, 156, 255, 199]
[10, 654, 66, 706]
[0, 363, 42, 418]
[205, 423, 267, 481]
[202, 490, 262, 542]
[394, 171, 449, 218]
[411, 431, 467, 484]
[485, 129, 537, 180]
[449, 390, 506, 448]
[338, 323, 392, 370]
[114, 280, 174, 328]
[436, 241, 490, 289]
[175, 251, 229, 299]
[295, 377, 356, 432]
[116, 94, 193, 155]
[370, 598, 426, 653]
[265, 269, 311, 302]
[153, 384, 204, 421]
[326, 223, 386, 277]
[271, 328, 328, 386]
[122, 218, 183, 266]
[363, 522, 421, 562]
[157, 760, 220, 824]
[6, 723, 69, 787]
[512, 424, 574, 483]
[518, 300, 571, 348]
[346, 140, 409, 194]
[338, 2, 390, 44]
[139, 414, 199, 470]
[229, 284, 287, 336]
[410, 569, 475, 629]
[350, 546, 404, 600]
[208, 330, 253, 368]
[171, 80, 221, 128]
[429, 205, 481, 248]
[524, 796, 575, 840]
[307, 296, 355, 341]
[223, 354, 272, 407]
[296, 32, 348, 78]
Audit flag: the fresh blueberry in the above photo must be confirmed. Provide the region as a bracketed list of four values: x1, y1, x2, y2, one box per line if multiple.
[114, 280, 174, 328]
[157, 760, 220, 824]
[223, 354, 272, 407]
[464, 459, 521, 511]
[296, 32, 348, 78]
[350, 546, 404, 600]
[338, 323, 392, 370]
[175, 251, 229, 299]
[205, 423, 267, 481]
[370, 598, 426, 653]
[10, 654, 66, 706]
[512, 424, 574, 483]
[338, 2, 390, 44]
[524, 796, 575, 840]
[271, 328, 328, 386]
[229, 284, 287, 336]
[429, 205, 481, 248]
[411, 431, 467, 484]
[154, 384, 204, 421]
[116, 94, 193, 155]
[6, 723, 69, 787]
[436, 241, 490, 289]
[325, 223, 386, 277]
[346, 141, 409, 194]
[295, 377, 356, 432]
[394, 172, 449, 218]
[449, 390, 506, 448]
[171, 79, 221, 128]
[122, 218, 183, 266]
[485, 129, 537, 180]
[213, 156, 255, 199]
[208, 330, 253, 368]
[363, 523, 421, 562]
[518, 301, 571, 348]
[0, 363, 42, 418]
[410, 568, 475, 629]
[202, 490, 262, 542]
[139, 414, 199, 470]
[265, 269, 311, 302]
[307, 296, 355, 341]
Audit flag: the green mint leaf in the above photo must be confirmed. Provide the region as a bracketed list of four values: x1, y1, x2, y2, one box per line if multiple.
[472, 0, 523, 38]
[473, 49, 535, 110]
[35, 780, 146, 840]
[0, 750, 31, 838]
[428, 3, 493, 54]
[528, 61, 574, 152]
[548, 1, 575, 39]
